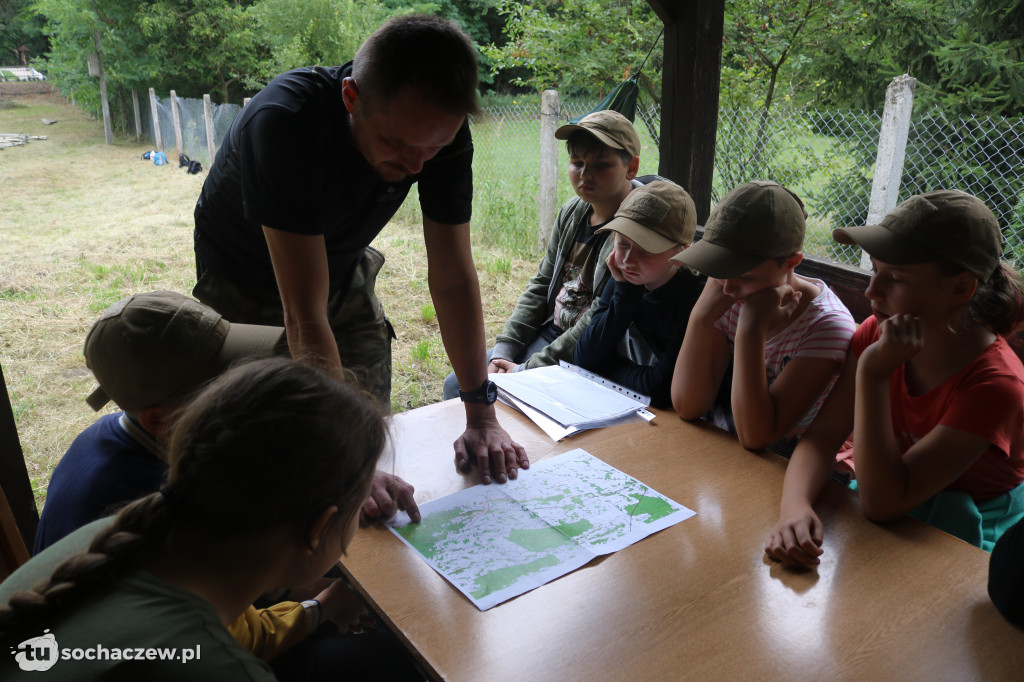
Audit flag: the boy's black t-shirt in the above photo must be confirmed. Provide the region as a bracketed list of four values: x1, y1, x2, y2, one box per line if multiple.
[194, 63, 474, 293]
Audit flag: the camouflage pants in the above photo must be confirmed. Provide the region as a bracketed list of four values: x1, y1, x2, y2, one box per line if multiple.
[193, 247, 395, 410]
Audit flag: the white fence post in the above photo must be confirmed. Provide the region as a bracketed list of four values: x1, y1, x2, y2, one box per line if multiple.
[148, 87, 163, 151]
[861, 74, 917, 269]
[539, 89, 560, 247]
[203, 94, 217, 165]
[170, 90, 183, 159]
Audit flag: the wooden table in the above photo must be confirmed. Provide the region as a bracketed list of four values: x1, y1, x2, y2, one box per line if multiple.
[340, 400, 1024, 681]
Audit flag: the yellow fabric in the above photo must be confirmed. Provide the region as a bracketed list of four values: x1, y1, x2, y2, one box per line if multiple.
[228, 601, 312, 661]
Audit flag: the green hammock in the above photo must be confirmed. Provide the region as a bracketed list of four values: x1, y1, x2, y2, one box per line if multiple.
[568, 28, 663, 124]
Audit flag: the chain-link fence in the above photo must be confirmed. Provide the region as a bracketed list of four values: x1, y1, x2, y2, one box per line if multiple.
[468, 100, 1024, 267]
[141, 90, 1024, 268]
[140, 93, 240, 167]
[461, 99, 664, 258]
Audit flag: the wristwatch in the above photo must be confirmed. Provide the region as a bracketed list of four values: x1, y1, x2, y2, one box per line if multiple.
[459, 379, 498, 405]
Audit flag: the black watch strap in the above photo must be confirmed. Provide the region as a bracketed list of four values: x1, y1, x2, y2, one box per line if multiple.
[459, 379, 498, 405]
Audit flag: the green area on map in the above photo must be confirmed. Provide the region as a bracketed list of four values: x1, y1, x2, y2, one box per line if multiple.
[624, 492, 677, 523]
[508, 519, 593, 551]
[394, 508, 469, 558]
[472, 555, 561, 598]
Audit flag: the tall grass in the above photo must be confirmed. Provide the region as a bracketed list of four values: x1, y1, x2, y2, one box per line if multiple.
[0, 92, 543, 502]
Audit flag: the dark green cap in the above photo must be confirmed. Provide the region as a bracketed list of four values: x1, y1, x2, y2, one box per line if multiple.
[833, 190, 1002, 282]
[84, 291, 287, 411]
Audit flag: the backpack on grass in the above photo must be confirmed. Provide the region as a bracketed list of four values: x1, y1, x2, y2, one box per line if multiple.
[178, 153, 203, 175]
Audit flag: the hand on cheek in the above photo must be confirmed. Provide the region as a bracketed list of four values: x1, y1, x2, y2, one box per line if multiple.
[605, 251, 626, 282]
[737, 284, 802, 338]
[692, 277, 735, 322]
[859, 314, 924, 378]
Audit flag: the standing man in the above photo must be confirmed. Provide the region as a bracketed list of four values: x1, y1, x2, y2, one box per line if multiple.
[192, 14, 526, 484]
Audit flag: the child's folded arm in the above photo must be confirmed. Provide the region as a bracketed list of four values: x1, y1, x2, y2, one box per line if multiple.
[572, 280, 644, 370]
[672, 280, 734, 420]
[856, 358, 996, 522]
[671, 319, 730, 420]
[601, 351, 676, 408]
[733, 352, 843, 450]
[765, 361, 856, 566]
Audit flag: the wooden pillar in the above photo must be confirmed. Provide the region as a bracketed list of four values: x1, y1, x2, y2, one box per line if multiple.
[648, 0, 725, 224]
[0, 362, 38, 549]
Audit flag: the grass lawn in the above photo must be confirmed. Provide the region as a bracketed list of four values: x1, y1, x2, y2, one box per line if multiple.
[0, 90, 541, 507]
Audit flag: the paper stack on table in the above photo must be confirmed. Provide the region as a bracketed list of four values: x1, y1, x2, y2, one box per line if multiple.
[490, 362, 655, 441]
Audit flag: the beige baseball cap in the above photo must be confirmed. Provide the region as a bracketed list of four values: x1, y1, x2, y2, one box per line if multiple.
[833, 190, 1002, 282]
[555, 110, 642, 158]
[84, 291, 288, 411]
[597, 180, 696, 253]
[671, 180, 806, 278]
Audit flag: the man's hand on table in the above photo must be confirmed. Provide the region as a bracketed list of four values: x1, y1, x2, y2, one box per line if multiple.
[362, 471, 420, 523]
[453, 411, 529, 485]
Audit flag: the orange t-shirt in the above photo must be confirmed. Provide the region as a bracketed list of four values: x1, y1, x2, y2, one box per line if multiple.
[850, 316, 1024, 501]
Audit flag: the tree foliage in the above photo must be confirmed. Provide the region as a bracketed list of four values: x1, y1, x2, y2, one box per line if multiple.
[12, 0, 1024, 133]
[804, 0, 1024, 116]
[21, 0, 506, 111]
[482, 0, 664, 97]
[722, 0, 856, 112]
[245, 0, 389, 88]
[0, 0, 47, 63]
[28, 0, 259, 103]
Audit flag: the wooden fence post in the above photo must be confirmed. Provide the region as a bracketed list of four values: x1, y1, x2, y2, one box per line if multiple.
[203, 94, 217, 166]
[131, 89, 142, 141]
[170, 89, 183, 159]
[91, 28, 113, 145]
[539, 90, 560, 247]
[861, 74, 916, 269]
[148, 88, 163, 151]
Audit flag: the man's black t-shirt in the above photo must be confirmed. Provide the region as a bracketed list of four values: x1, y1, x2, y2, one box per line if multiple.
[194, 63, 473, 292]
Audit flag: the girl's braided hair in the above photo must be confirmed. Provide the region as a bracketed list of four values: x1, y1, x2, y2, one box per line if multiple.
[0, 357, 385, 639]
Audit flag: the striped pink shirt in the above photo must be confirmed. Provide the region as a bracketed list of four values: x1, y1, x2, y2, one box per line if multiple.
[714, 278, 856, 433]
